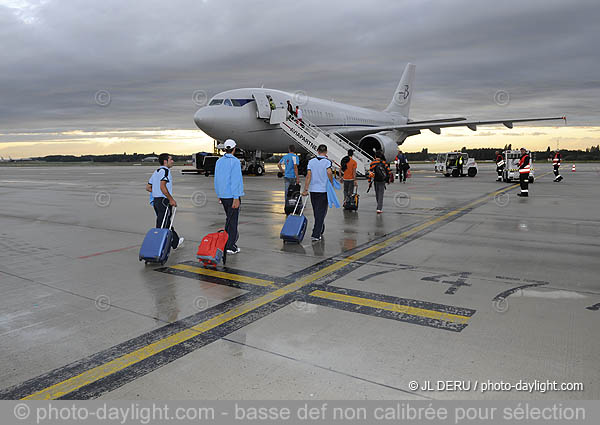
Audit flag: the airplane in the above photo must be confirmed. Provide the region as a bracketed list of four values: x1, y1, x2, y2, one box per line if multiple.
[193, 63, 565, 174]
[0, 156, 14, 163]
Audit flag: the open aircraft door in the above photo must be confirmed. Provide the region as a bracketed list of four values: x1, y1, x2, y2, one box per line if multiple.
[252, 92, 271, 119]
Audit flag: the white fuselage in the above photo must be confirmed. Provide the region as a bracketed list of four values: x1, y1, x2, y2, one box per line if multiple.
[193, 88, 405, 153]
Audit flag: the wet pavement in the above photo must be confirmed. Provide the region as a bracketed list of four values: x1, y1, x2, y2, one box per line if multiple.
[0, 162, 598, 400]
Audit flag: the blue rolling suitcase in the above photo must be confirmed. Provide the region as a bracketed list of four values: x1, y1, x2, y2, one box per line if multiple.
[280, 196, 308, 243]
[139, 207, 177, 265]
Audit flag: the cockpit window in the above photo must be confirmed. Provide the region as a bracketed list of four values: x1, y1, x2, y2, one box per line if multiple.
[224, 99, 233, 106]
[231, 99, 255, 107]
[209, 99, 223, 106]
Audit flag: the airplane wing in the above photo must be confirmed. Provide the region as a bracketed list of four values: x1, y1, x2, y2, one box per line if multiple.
[334, 116, 566, 138]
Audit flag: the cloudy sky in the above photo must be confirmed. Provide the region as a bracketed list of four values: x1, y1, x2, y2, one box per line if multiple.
[1, 0, 598, 157]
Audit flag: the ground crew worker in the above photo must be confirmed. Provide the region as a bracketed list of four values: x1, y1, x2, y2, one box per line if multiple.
[368, 151, 393, 213]
[267, 95, 276, 110]
[341, 149, 358, 204]
[495, 150, 505, 181]
[278, 144, 300, 203]
[517, 147, 531, 197]
[552, 150, 563, 182]
[214, 139, 245, 254]
[147, 153, 184, 250]
[457, 154, 464, 176]
[302, 144, 333, 241]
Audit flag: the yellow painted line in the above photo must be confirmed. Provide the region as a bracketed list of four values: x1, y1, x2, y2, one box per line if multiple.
[23, 275, 321, 400]
[170, 264, 275, 287]
[309, 290, 471, 324]
[22, 185, 515, 400]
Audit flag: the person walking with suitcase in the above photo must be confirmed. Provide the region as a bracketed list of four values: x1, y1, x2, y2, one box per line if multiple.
[214, 139, 245, 254]
[396, 150, 409, 183]
[369, 150, 393, 214]
[278, 144, 300, 204]
[341, 149, 358, 205]
[148, 153, 184, 250]
[302, 144, 334, 242]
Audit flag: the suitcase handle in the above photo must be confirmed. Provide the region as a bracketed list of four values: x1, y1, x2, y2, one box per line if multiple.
[292, 194, 308, 216]
[160, 205, 177, 230]
[169, 207, 176, 230]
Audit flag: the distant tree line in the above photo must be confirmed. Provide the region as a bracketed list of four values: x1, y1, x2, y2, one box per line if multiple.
[405, 145, 600, 161]
[34, 153, 190, 163]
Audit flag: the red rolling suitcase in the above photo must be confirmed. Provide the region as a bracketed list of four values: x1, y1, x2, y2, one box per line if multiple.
[197, 229, 228, 267]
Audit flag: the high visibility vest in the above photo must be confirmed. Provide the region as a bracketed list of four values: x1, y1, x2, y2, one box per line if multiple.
[518, 154, 530, 174]
[553, 153, 561, 166]
[496, 155, 504, 167]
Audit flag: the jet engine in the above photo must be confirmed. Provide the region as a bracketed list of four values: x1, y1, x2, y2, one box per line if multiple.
[359, 131, 407, 163]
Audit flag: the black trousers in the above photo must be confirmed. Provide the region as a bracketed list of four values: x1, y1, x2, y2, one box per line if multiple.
[395, 164, 408, 181]
[497, 166, 504, 178]
[343, 180, 355, 202]
[310, 192, 328, 238]
[220, 198, 240, 251]
[153, 197, 180, 249]
[519, 173, 529, 194]
[553, 165, 561, 177]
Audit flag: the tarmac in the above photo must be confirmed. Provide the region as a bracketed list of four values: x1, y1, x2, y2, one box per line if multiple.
[0, 162, 598, 400]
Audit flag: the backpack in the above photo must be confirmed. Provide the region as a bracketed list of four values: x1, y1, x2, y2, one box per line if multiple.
[341, 156, 350, 172]
[374, 162, 388, 182]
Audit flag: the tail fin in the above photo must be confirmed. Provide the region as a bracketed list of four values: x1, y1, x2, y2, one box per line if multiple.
[384, 63, 416, 117]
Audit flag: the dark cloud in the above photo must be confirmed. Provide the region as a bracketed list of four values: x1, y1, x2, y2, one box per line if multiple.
[1, 0, 598, 141]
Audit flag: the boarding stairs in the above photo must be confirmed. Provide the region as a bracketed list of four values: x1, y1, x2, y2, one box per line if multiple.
[279, 116, 373, 176]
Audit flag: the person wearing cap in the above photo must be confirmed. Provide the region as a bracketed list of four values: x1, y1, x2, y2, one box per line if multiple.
[517, 147, 531, 197]
[341, 148, 358, 203]
[302, 144, 334, 241]
[214, 139, 245, 254]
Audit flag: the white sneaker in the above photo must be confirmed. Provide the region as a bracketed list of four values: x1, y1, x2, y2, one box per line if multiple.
[376, 210, 382, 214]
[174, 237, 184, 249]
[227, 247, 241, 254]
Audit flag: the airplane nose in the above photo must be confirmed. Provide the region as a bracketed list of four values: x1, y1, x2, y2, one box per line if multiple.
[193, 107, 210, 129]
